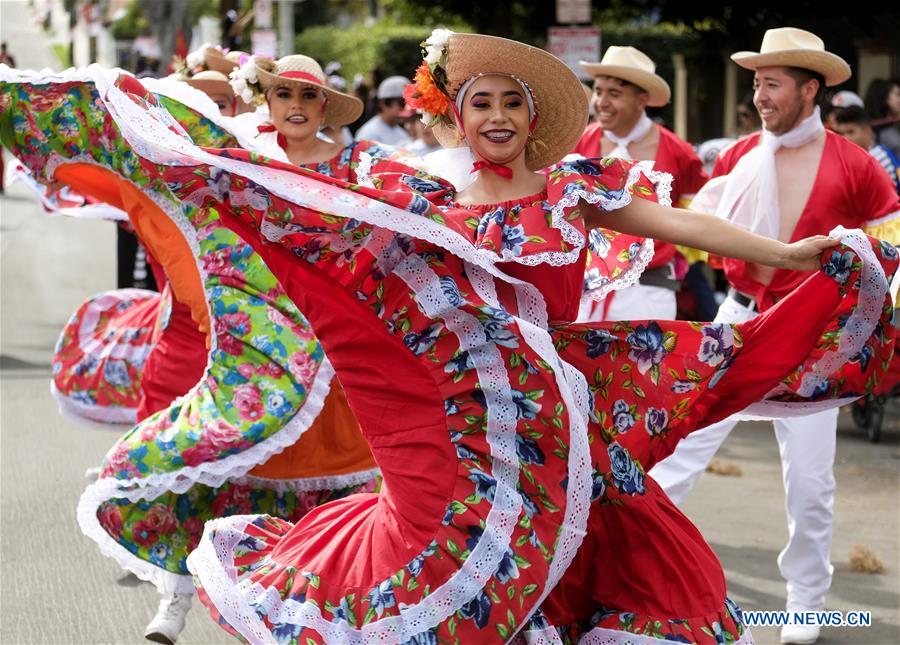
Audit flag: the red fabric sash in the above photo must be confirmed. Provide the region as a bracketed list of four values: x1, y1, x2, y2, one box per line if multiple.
[471, 159, 513, 180]
[256, 123, 287, 151]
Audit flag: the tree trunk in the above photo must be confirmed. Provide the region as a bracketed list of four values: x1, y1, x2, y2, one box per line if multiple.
[145, 0, 192, 72]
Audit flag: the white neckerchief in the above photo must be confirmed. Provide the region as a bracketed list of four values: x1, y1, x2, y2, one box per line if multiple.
[603, 112, 654, 159]
[691, 106, 824, 240]
[421, 146, 477, 191]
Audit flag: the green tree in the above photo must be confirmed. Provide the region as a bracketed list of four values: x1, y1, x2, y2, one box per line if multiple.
[295, 21, 431, 81]
[380, 0, 553, 43]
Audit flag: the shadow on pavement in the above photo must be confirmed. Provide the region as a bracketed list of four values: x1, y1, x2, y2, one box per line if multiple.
[117, 573, 149, 588]
[713, 541, 900, 644]
[0, 354, 49, 371]
[711, 541, 786, 609]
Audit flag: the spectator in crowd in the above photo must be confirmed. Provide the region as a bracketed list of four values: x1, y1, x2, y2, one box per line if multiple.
[322, 70, 354, 146]
[823, 89, 864, 130]
[405, 113, 442, 156]
[354, 75, 413, 146]
[865, 78, 900, 157]
[574, 46, 708, 323]
[651, 28, 900, 645]
[834, 104, 900, 193]
[346, 73, 372, 135]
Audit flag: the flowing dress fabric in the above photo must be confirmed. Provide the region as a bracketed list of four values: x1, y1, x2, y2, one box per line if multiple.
[135, 276, 209, 421]
[1, 69, 895, 642]
[178, 148, 893, 644]
[17, 138, 209, 427]
[51, 285, 160, 425]
[50, 247, 209, 426]
[158, 149, 892, 643]
[0, 69, 378, 594]
[5, 154, 128, 220]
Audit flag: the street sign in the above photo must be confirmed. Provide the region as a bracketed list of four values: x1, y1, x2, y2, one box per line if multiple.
[547, 27, 601, 80]
[251, 30, 277, 58]
[255, 0, 273, 29]
[556, 0, 591, 24]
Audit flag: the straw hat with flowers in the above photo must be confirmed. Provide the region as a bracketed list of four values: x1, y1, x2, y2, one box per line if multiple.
[181, 69, 234, 96]
[178, 44, 245, 77]
[404, 30, 588, 171]
[229, 54, 363, 127]
[204, 47, 245, 75]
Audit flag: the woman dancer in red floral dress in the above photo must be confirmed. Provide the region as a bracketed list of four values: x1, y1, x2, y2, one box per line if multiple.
[1, 33, 895, 644]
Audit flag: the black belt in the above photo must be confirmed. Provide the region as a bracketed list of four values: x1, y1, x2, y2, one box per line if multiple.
[728, 288, 757, 311]
[639, 266, 680, 291]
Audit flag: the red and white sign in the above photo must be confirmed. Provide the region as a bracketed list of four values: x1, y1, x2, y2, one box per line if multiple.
[547, 27, 601, 80]
[251, 30, 277, 58]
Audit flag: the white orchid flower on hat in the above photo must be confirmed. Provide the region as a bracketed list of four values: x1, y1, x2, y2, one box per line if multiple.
[185, 43, 212, 70]
[229, 55, 267, 104]
[424, 28, 453, 66]
[228, 54, 274, 103]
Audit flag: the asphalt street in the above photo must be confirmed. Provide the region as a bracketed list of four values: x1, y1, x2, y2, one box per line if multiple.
[0, 2, 897, 643]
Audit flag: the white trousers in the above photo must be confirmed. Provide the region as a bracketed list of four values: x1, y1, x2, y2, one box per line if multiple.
[650, 295, 837, 611]
[577, 283, 677, 322]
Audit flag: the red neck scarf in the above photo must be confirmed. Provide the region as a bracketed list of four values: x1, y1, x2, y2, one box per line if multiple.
[471, 159, 513, 179]
[256, 123, 287, 151]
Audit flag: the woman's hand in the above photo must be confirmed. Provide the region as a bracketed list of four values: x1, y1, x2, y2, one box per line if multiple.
[779, 235, 840, 271]
[587, 197, 843, 272]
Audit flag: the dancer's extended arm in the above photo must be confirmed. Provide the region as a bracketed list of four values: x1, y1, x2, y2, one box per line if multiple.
[585, 199, 837, 272]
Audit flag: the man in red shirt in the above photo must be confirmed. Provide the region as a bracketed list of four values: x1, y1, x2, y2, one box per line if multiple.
[574, 46, 708, 321]
[651, 28, 900, 645]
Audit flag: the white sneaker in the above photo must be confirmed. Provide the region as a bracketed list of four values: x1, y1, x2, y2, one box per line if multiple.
[780, 623, 820, 644]
[144, 593, 192, 644]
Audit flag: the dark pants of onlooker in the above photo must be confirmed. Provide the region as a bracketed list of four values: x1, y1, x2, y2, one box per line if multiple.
[117, 225, 157, 291]
[680, 262, 720, 321]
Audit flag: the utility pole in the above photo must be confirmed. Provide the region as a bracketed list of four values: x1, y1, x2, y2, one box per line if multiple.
[144, 0, 191, 71]
[278, 0, 295, 58]
[65, 0, 77, 66]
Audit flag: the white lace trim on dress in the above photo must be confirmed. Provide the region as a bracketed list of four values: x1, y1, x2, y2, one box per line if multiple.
[50, 381, 136, 427]
[578, 626, 754, 645]
[77, 358, 335, 595]
[232, 468, 381, 493]
[187, 255, 593, 642]
[742, 227, 889, 418]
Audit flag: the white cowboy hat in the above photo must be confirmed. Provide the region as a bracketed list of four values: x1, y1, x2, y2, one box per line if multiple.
[579, 46, 671, 107]
[731, 27, 851, 87]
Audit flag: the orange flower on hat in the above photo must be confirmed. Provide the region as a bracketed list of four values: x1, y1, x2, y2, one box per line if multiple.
[404, 62, 451, 118]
